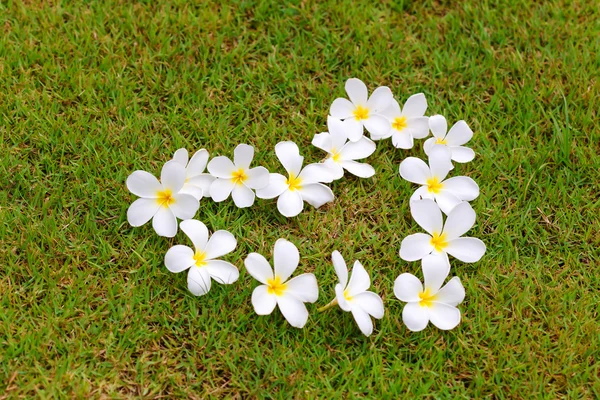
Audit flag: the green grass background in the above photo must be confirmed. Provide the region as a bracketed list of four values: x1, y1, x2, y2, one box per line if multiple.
[1, 0, 599, 398]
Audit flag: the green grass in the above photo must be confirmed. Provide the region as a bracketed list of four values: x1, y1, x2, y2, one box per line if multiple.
[1, 0, 599, 397]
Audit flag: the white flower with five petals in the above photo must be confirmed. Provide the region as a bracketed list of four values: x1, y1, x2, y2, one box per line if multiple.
[126, 161, 199, 238]
[424, 115, 475, 163]
[172, 148, 215, 200]
[400, 145, 479, 214]
[164, 219, 238, 296]
[312, 116, 376, 180]
[256, 141, 334, 218]
[329, 78, 393, 142]
[245, 239, 319, 328]
[394, 254, 465, 332]
[207, 144, 270, 208]
[399, 199, 486, 264]
[377, 93, 430, 149]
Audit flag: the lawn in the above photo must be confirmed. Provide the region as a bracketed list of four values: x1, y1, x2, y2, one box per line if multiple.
[1, 0, 599, 398]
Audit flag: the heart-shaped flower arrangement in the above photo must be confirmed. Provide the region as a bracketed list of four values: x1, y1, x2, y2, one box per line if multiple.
[125, 78, 485, 336]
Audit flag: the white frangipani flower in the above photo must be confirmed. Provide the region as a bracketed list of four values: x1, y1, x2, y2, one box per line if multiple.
[126, 161, 199, 238]
[172, 148, 215, 200]
[256, 141, 334, 218]
[164, 219, 238, 296]
[399, 199, 486, 264]
[424, 115, 475, 163]
[394, 254, 465, 332]
[330, 251, 384, 337]
[207, 144, 270, 208]
[312, 116, 376, 180]
[400, 145, 479, 214]
[329, 78, 393, 142]
[377, 94, 430, 149]
[245, 239, 319, 328]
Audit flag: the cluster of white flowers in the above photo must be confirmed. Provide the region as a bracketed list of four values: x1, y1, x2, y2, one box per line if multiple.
[125, 77, 484, 336]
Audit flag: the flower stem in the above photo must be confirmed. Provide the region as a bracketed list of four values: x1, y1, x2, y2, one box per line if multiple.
[317, 298, 338, 312]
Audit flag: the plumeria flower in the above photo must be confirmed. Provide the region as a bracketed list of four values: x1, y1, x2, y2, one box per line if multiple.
[126, 161, 199, 237]
[329, 78, 393, 142]
[400, 145, 479, 214]
[399, 199, 486, 264]
[376, 94, 430, 149]
[171, 148, 215, 200]
[312, 116, 376, 180]
[207, 144, 269, 208]
[245, 239, 319, 328]
[424, 115, 475, 163]
[394, 254, 465, 331]
[330, 251, 384, 337]
[256, 141, 334, 218]
[164, 219, 238, 296]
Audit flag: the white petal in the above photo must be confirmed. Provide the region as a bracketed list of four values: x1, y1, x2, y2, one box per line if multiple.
[186, 149, 209, 176]
[435, 277, 465, 306]
[345, 78, 368, 105]
[344, 118, 364, 142]
[231, 183, 255, 208]
[331, 250, 348, 288]
[324, 159, 345, 180]
[393, 273, 423, 302]
[335, 284, 351, 311]
[164, 245, 195, 273]
[172, 148, 188, 166]
[402, 302, 430, 332]
[204, 230, 236, 260]
[411, 199, 443, 235]
[298, 183, 334, 208]
[339, 136, 376, 160]
[353, 292, 384, 319]
[402, 93, 427, 117]
[209, 178, 235, 202]
[450, 146, 475, 163]
[423, 137, 436, 155]
[443, 176, 479, 201]
[363, 114, 391, 138]
[391, 130, 414, 149]
[399, 233, 434, 261]
[277, 293, 309, 328]
[244, 166, 269, 190]
[422, 254, 450, 293]
[428, 145, 453, 181]
[187, 174, 215, 197]
[299, 163, 334, 184]
[179, 184, 204, 201]
[274, 238, 299, 282]
[328, 116, 350, 150]
[127, 198, 159, 227]
[256, 173, 288, 199]
[277, 189, 304, 217]
[445, 238, 486, 263]
[187, 266, 211, 296]
[428, 303, 461, 330]
[160, 161, 186, 193]
[346, 260, 370, 296]
[443, 202, 476, 240]
[434, 191, 463, 215]
[399, 157, 430, 185]
[205, 260, 239, 284]
[180, 219, 208, 250]
[410, 186, 434, 202]
[380, 97, 401, 120]
[152, 207, 177, 238]
[330, 98, 355, 119]
[285, 273, 319, 303]
[233, 143, 254, 169]
[428, 115, 448, 140]
[340, 161, 375, 178]
[351, 306, 374, 337]
[407, 117, 430, 139]
[244, 253, 273, 284]
[126, 171, 162, 198]
[207, 156, 236, 178]
[312, 132, 332, 153]
[275, 141, 303, 177]
[251, 285, 277, 315]
[169, 193, 199, 219]
[366, 86, 393, 112]
[445, 120, 473, 146]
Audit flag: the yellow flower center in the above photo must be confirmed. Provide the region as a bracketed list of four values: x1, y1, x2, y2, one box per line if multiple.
[267, 276, 287, 297]
[231, 168, 248, 185]
[435, 137, 447, 145]
[426, 176, 443, 194]
[193, 250, 207, 267]
[418, 288, 437, 308]
[392, 116, 407, 131]
[343, 289, 353, 302]
[353, 105, 369, 121]
[430, 232, 448, 253]
[156, 189, 175, 207]
[331, 150, 342, 163]
[286, 173, 303, 191]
